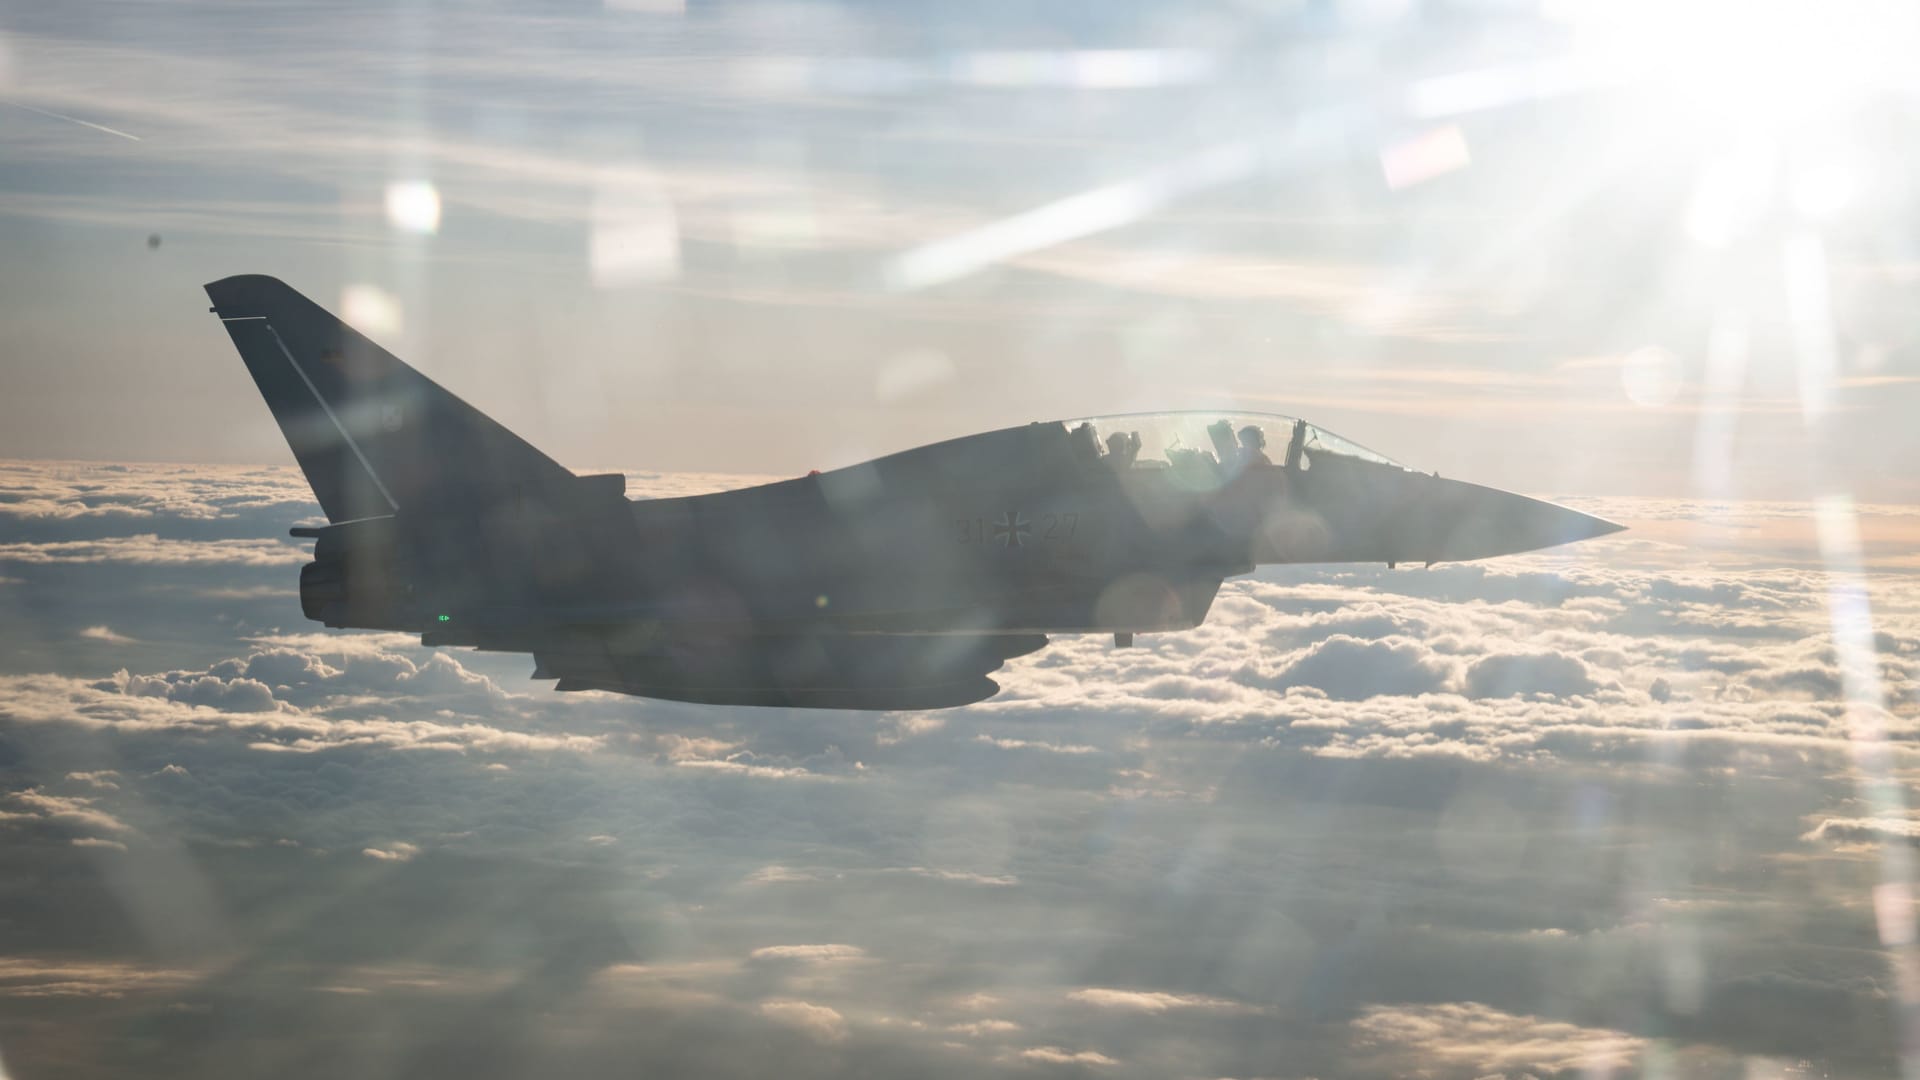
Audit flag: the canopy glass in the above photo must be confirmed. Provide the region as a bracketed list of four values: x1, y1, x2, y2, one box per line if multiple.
[1057, 412, 1405, 472]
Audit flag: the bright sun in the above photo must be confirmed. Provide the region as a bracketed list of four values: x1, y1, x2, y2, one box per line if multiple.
[1557, 0, 1911, 134]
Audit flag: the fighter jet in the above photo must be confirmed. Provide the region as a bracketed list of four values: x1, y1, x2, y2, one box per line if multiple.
[207, 275, 1622, 710]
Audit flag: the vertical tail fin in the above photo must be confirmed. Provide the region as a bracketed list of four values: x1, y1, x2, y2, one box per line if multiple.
[205, 275, 578, 523]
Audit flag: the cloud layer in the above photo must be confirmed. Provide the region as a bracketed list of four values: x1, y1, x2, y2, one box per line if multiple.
[0, 460, 1917, 1078]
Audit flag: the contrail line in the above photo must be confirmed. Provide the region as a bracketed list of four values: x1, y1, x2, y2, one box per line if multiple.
[6, 100, 141, 141]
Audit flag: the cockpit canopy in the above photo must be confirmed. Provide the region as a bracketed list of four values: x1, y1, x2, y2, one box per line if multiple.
[1058, 412, 1404, 474]
[805, 410, 1408, 502]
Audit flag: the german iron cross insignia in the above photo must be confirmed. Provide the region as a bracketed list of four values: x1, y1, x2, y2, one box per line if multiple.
[993, 510, 1030, 548]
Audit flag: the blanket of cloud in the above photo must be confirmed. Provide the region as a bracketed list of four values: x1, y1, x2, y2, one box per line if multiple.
[2, 459, 1919, 1079]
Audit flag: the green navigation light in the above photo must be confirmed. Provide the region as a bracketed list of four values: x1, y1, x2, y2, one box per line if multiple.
[437, 614, 450, 622]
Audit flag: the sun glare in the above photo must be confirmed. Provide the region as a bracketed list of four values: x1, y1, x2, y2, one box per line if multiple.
[1558, 0, 1909, 134]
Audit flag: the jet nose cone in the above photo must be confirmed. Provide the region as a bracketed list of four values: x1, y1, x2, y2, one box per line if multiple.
[1531, 500, 1625, 547]
[1422, 480, 1624, 562]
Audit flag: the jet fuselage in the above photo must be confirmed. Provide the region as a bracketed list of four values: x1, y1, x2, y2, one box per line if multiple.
[209, 274, 1619, 709]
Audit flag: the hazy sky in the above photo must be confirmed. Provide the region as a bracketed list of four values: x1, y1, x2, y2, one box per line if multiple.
[3, 0, 1919, 498]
